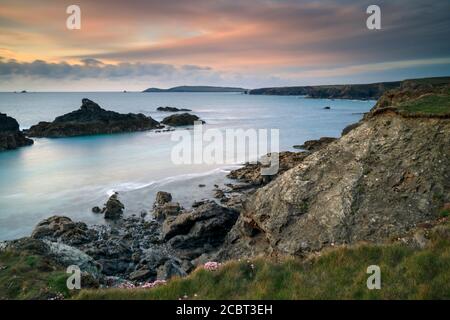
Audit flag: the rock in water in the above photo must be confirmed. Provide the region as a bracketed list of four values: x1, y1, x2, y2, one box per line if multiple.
[0, 113, 34, 151]
[157, 106, 192, 112]
[161, 113, 204, 126]
[154, 191, 172, 206]
[104, 193, 125, 220]
[25, 99, 161, 138]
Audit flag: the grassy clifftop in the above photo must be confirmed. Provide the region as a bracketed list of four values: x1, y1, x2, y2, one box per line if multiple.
[77, 219, 450, 300]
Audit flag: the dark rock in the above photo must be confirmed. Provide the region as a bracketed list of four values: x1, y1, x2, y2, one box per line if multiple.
[161, 113, 205, 126]
[213, 189, 225, 199]
[103, 194, 124, 220]
[0, 113, 34, 151]
[129, 268, 153, 281]
[157, 106, 192, 112]
[31, 216, 94, 245]
[92, 206, 101, 213]
[323, 106, 331, 110]
[192, 199, 207, 208]
[293, 137, 337, 152]
[154, 202, 182, 220]
[156, 259, 186, 280]
[198, 184, 206, 188]
[25, 99, 161, 138]
[162, 201, 239, 258]
[341, 122, 361, 136]
[154, 191, 172, 206]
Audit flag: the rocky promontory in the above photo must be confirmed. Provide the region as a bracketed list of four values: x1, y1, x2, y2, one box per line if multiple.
[161, 113, 205, 126]
[218, 84, 450, 260]
[0, 113, 33, 151]
[25, 99, 161, 138]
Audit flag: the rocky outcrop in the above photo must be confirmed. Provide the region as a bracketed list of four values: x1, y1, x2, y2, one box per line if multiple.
[152, 191, 182, 220]
[162, 201, 239, 259]
[161, 113, 204, 126]
[0, 113, 33, 151]
[103, 193, 125, 220]
[293, 137, 337, 152]
[218, 87, 450, 260]
[227, 151, 308, 187]
[25, 99, 161, 138]
[157, 106, 191, 112]
[31, 216, 96, 245]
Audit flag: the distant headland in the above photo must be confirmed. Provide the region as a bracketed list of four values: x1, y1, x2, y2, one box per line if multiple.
[142, 86, 247, 93]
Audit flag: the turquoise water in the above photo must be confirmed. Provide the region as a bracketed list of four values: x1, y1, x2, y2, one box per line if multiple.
[0, 92, 374, 240]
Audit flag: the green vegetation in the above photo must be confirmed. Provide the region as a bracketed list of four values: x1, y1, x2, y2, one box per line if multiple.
[397, 90, 450, 115]
[0, 250, 69, 299]
[441, 210, 450, 218]
[77, 221, 450, 300]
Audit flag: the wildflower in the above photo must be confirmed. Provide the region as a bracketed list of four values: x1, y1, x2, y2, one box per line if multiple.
[204, 261, 220, 271]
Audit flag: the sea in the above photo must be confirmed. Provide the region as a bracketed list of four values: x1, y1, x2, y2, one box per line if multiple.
[0, 92, 374, 240]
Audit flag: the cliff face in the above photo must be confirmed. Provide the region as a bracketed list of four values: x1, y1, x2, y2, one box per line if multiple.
[249, 77, 450, 100]
[219, 88, 450, 260]
[0, 113, 33, 151]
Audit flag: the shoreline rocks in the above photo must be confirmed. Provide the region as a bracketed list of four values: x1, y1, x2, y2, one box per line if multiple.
[25, 99, 161, 138]
[157, 106, 192, 112]
[161, 113, 205, 126]
[0, 113, 34, 151]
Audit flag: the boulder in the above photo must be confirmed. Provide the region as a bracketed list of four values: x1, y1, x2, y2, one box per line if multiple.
[161, 113, 204, 126]
[31, 216, 94, 245]
[156, 259, 186, 280]
[162, 201, 239, 258]
[154, 191, 172, 206]
[103, 194, 124, 220]
[129, 268, 154, 281]
[25, 99, 161, 138]
[154, 202, 182, 220]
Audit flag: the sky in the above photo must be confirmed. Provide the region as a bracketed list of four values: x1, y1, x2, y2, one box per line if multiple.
[0, 0, 450, 91]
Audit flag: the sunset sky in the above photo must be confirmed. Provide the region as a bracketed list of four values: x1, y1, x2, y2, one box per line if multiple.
[1, 0, 450, 91]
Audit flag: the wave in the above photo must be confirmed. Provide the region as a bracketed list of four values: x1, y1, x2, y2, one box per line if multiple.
[106, 165, 242, 195]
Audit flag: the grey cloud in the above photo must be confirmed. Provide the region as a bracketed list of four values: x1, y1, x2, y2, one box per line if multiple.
[0, 59, 213, 80]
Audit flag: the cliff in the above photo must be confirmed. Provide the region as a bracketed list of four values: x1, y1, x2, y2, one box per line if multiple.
[249, 77, 450, 100]
[218, 85, 450, 259]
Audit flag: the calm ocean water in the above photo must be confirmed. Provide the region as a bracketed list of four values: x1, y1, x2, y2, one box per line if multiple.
[0, 92, 374, 240]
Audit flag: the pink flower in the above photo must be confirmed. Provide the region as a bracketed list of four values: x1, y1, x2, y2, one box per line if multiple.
[141, 279, 167, 289]
[204, 261, 220, 271]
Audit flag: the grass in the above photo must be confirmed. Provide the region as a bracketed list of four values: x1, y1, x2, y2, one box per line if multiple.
[0, 250, 69, 299]
[397, 90, 450, 115]
[76, 221, 450, 300]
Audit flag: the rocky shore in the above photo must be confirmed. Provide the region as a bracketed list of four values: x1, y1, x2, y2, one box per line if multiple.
[0, 113, 33, 151]
[1, 83, 449, 296]
[25, 99, 162, 138]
